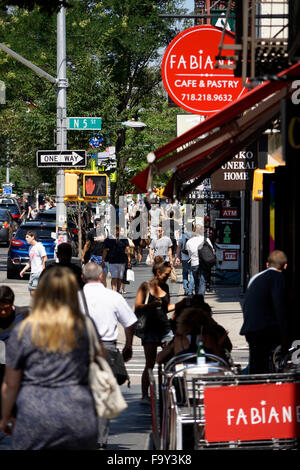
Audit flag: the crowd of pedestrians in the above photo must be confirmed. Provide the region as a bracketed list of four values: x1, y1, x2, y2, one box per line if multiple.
[0, 196, 293, 450]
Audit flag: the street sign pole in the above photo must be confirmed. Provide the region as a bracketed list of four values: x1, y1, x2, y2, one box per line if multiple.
[56, 6, 68, 238]
[0, 6, 68, 240]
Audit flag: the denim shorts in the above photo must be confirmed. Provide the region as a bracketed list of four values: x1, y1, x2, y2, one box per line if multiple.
[90, 255, 108, 274]
[109, 263, 126, 279]
[28, 272, 41, 291]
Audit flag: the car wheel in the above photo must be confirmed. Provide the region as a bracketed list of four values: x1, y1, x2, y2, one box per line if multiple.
[7, 260, 19, 279]
[7, 267, 19, 279]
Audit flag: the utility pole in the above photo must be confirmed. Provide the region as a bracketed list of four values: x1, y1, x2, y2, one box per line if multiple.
[0, 4, 68, 238]
[56, 5, 68, 236]
[6, 139, 10, 184]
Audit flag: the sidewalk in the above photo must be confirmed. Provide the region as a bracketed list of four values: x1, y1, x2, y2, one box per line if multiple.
[110, 262, 246, 450]
[7, 261, 247, 451]
[117, 262, 247, 350]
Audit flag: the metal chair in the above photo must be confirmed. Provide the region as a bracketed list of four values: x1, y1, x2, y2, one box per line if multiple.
[161, 352, 235, 450]
[148, 368, 161, 450]
[192, 370, 300, 450]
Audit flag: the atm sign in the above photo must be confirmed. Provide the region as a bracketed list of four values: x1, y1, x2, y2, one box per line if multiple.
[223, 250, 238, 261]
[222, 208, 238, 217]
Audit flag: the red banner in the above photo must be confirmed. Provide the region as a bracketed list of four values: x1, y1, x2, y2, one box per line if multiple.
[204, 383, 300, 442]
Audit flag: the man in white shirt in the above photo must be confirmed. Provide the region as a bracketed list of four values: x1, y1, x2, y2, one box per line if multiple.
[186, 224, 207, 296]
[20, 231, 47, 296]
[80, 262, 137, 450]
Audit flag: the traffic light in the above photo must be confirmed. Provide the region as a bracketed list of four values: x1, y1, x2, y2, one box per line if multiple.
[65, 173, 78, 197]
[83, 174, 108, 198]
[155, 187, 165, 197]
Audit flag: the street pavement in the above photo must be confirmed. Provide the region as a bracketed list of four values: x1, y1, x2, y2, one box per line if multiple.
[0, 247, 248, 450]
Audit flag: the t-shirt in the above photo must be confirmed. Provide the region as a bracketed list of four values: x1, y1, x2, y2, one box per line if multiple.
[149, 207, 161, 227]
[80, 283, 137, 342]
[104, 237, 129, 264]
[149, 236, 173, 261]
[179, 232, 193, 261]
[186, 235, 205, 267]
[87, 229, 105, 256]
[41, 260, 84, 289]
[29, 242, 47, 273]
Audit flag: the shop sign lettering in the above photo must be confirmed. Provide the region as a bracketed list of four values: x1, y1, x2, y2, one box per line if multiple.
[204, 383, 300, 442]
[161, 25, 247, 115]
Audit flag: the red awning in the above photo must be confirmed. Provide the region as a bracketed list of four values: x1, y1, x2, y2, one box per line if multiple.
[130, 61, 300, 196]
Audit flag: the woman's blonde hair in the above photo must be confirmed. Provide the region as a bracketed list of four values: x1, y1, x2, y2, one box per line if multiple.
[18, 266, 84, 353]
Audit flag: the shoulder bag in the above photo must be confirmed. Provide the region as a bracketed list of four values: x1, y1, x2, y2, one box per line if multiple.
[85, 316, 128, 419]
[134, 282, 150, 340]
[198, 239, 217, 270]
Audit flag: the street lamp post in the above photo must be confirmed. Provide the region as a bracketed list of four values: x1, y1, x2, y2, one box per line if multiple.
[113, 119, 147, 205]
[56, 6, 68, 236]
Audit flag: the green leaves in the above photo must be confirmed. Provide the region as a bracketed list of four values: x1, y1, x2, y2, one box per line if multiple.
[0, 0, 186, 198]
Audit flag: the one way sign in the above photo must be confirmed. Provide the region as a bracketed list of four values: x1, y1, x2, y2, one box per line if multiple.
[36, 150, 87, 168]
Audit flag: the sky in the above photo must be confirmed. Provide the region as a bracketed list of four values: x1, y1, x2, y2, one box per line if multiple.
[183, 0, 195, 12]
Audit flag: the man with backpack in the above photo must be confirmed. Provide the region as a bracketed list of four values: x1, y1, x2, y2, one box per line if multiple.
[186, 224, 216, 296]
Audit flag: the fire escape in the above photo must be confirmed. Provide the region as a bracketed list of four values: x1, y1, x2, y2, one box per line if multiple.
[213, 0, 291, 87]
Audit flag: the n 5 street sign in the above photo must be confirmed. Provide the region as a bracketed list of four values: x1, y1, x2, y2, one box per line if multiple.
[67, 117, 102, 130]
[36, 150, 87, 167]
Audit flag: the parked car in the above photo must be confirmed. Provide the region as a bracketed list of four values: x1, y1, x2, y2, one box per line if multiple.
[7, 221, 56, 279]
[35, 208, 79, 253]
[0, 197, 22, 222]
[0, 208, 18, 246]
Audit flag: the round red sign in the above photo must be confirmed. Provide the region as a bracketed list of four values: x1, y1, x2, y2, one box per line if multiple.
[161, 25, 247, 115]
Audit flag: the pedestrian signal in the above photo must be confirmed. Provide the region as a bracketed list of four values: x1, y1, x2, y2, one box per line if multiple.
[65, 173, 78, 197]
[83, 174, 107, 198]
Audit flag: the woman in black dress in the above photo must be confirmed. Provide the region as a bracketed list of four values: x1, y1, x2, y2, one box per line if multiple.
[134, 257, 175, 404]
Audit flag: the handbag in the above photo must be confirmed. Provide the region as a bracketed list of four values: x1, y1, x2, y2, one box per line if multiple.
[134, 282, 150, 340]
[105, 348, 130, 386]
[170, 266, 177, 283]
[85, 316, 128, 419]
[145, 254, 151, 265]
[126, 268, 135, 282]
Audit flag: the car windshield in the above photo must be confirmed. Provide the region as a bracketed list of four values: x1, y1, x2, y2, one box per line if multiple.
[15, 226, 55, 241]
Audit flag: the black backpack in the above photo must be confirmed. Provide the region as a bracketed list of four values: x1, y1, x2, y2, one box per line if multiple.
[198, 240, 217, 269]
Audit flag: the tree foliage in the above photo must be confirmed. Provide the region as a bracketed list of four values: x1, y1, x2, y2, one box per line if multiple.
[0, 0, 190, 199]
[0, 0, 71, 14]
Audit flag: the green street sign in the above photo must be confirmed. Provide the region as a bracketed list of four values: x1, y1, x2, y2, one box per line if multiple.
[67, 117, 102, 130]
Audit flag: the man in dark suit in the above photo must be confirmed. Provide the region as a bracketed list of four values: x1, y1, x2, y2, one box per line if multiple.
[240, 250, 289, 374]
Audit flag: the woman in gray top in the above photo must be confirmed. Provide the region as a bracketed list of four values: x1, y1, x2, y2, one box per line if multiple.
[0, 266, 97, 450]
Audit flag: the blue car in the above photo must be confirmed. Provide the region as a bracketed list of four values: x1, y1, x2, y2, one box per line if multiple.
[7, 221, 56, 279]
